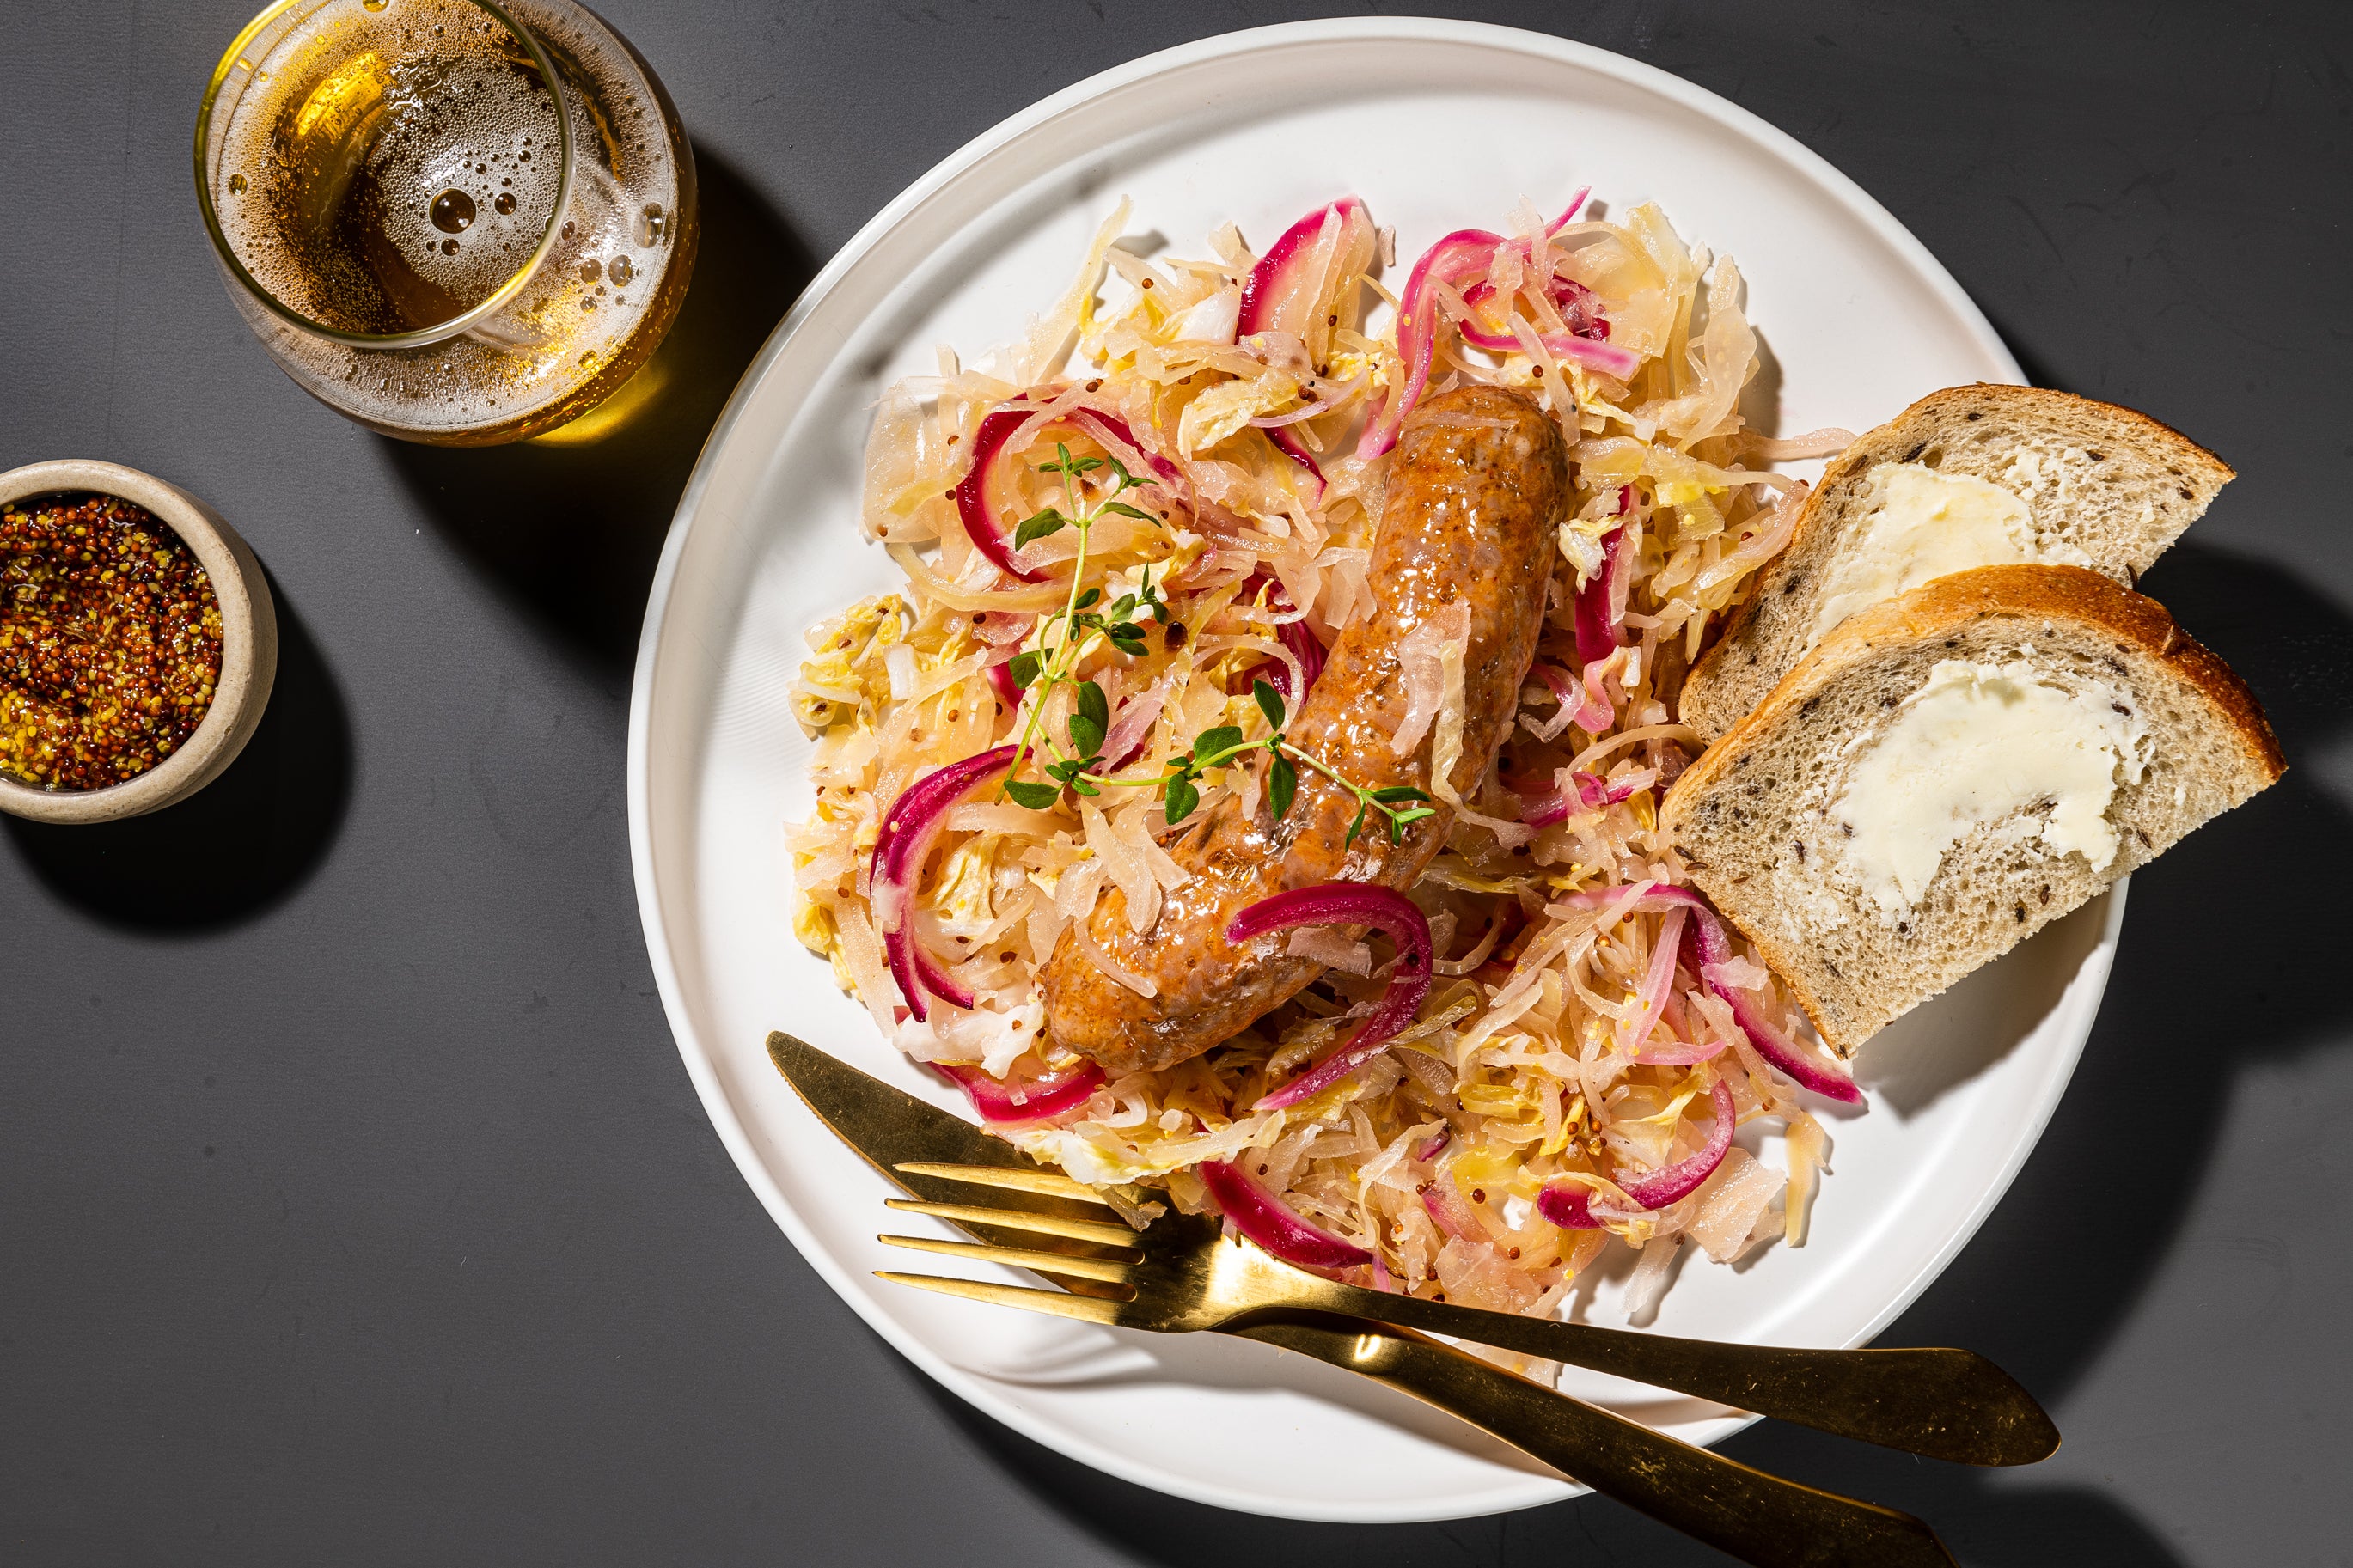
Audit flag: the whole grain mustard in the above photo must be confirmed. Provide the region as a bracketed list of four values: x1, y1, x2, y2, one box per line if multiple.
[0, 493, 224, 790]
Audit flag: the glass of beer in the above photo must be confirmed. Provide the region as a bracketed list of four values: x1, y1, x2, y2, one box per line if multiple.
[194, 0, 698, 446]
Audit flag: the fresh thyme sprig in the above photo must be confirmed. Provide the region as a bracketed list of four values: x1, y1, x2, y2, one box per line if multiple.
[1157, 679, 1437, 849]
[989, 449, 1432, 846]
[1019, 674, 1434, 848]
[997, 444, 1165, 810]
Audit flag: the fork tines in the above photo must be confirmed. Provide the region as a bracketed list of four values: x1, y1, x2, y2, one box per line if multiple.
[877, 1166, 1143, 1310]
[882, 1197, 1137, 1249]
[892, 1162, 1106, 1202]
[877, 1232, 1135, 1284]
[875, 1270, 1128, 1324]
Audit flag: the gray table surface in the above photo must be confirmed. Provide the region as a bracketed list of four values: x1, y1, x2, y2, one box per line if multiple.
[5, 3, 2348, 1563]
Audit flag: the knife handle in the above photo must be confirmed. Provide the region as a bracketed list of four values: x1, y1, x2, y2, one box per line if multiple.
[1303, 1281, 2057, 1466]
[1233, 1315, 1956, 1568]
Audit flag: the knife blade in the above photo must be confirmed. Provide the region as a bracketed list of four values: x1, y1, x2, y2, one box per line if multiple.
[761, 1030, 1959, 1568]
[767, 1030, 1140, 1281]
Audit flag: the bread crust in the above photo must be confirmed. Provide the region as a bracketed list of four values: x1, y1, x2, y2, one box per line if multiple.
[1663, 564, 2282, 1053]
[1681, 384, 2234, 742]
[1693, 563, 2284, 788]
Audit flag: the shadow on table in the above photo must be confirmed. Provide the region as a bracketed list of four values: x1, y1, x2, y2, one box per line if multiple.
[1910, 542, 2353, 1384]
[896, 542, 2353, 1568]
[3, 581, 352, 931]
[379, 147, 816, 676]
[915, 1373, 2185, 1566]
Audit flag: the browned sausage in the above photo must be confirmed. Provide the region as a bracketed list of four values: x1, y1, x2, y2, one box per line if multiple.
[1043, 384, 1568, 1075]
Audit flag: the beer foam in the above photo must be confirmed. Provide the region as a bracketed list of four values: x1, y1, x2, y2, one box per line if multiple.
[205, 0, 691, 438]
[214, 0, 568, 335]
[335, 52, 569, 314]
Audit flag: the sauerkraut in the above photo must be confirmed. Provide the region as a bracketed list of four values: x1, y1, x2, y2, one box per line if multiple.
[788, 190, 1855, 1342]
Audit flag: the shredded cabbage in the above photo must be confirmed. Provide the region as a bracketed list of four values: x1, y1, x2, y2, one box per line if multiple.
[789, 192, 1843, 1331]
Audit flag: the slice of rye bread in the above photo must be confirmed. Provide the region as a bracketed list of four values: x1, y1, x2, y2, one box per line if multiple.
[1680, 384, 2234, 743]
[1660, 564, 2281, 1058]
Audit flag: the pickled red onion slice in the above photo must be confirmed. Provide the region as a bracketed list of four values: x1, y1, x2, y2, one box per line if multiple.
[1619, 1077, 1738, 1207]
[1623, 906, 1688, 1054]
[985, 658, 1021, 710]
[1455, 278, 1639, 378]
[1572, 646, 1624, 736]
[1636, 1032, 1733, 1068]
[1237, 197, 1372, 340]
[1461, 271, 1608, 343]
[1574, 511, 1633, 664]
[1267, 426, 1327, 497]
[1576, 766, 1657, 809]
[1068, 407, 1182, 490]
[900, 937, 972, 1017]
[1230, 884, 1433, 1110]
[1537, 1186, 1603, 1229]
[1201, 1158, 1374, 1271]
[1358, 192, 1634, 457]
[1702, 958, 1865, 1105]
[1239, 570, 1327, 705]
[1238, 198, 1372, 494]
[1275, 606, 1327, 703]
[1521, 794, 1571, 830]
[1539, 1078, 1739, 1229]
[937, 1060, 1105, 1126]
[872, 744, 1019, 1020]
[1355, 228, 1501, 459]
[954, 407, 1050, 583]
[955, 404, 1179, 587]
[1097, 678, 1169, 772]
[1564, 883, 1864, 1104]
[1420, 1180, 1476, 1241]
[1517, 754, 1654, 828]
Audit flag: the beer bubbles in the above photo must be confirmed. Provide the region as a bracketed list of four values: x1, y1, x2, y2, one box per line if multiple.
[430, 189, 476, 233]
[197, 0, 698, 444]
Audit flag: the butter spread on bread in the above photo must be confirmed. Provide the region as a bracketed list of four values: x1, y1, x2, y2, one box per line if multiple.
[1662, 565, 2280, 1058]
[1833, 657, 2146, 913]
[1682, 384, 2234, 743]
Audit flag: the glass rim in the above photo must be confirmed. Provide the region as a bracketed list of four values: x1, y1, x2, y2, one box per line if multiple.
[192, 0, 578, 351]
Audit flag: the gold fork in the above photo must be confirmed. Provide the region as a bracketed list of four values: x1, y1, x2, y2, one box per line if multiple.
[772, 1033, 1962, 1568]
[877, 1168, 2056, 1468]
[880, 1161, 2061, 1467]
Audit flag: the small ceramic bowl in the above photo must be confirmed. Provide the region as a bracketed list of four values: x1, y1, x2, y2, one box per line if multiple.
[0, 460, 278, 824]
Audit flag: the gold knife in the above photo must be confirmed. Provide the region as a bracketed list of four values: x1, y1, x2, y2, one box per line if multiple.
[767, 1031, 1959, 1567]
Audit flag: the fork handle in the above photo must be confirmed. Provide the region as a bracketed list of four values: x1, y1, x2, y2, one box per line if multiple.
[1303, 1281, 2057, 1466]
[1235, 1315, 1955, 1568]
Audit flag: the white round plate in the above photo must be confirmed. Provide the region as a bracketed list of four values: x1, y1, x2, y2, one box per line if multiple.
[629, 18, 2117, 1522]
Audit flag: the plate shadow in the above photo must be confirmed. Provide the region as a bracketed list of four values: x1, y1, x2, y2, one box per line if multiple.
[1857, 894, 2112, 1120]
[908, 1360, 2190, 1567]
[1894, 543, 2353, 1397]
[379, 148, 816, 676]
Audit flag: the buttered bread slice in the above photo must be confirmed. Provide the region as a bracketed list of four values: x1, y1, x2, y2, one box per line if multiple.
[1681, 385, 2233, 742]
[1661, 565, 2281, 1057]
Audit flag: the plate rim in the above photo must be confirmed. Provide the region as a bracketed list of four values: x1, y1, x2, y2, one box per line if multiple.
[626, 15, 2095, 1522]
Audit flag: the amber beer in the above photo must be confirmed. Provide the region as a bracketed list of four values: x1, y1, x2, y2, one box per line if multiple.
[196, 0, 697, 445]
